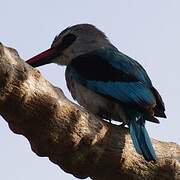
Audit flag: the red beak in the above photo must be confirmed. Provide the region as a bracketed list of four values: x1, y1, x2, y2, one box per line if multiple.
[26, 47, 59, 67]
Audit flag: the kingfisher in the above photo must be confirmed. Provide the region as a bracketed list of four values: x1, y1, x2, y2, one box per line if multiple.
[26, 24, 166, 161]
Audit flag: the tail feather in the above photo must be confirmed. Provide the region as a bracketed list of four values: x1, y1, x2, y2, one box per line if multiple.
[129, 121, 142, 155]
[129, 120, 156, 161]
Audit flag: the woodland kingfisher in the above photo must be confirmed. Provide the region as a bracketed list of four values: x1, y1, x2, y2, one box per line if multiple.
[26, 24, 166, 161]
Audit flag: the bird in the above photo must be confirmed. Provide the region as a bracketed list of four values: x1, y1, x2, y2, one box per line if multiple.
[26, 24, 166, 161]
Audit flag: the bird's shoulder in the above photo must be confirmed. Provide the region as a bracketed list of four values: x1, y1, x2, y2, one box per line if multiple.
[70, 47, 152, 85]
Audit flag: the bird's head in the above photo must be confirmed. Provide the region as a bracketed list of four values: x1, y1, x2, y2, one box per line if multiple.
[26, 24, 111, 67]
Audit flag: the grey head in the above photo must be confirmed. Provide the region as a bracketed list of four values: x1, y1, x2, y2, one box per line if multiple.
[51, 24, 113, 65]
[26, 24, 113, 67]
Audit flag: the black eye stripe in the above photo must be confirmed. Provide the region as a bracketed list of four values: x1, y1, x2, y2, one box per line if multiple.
[61, 33, 77, 50]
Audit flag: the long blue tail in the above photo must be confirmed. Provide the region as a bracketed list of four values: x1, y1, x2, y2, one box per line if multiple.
[129, 119, 156, 161]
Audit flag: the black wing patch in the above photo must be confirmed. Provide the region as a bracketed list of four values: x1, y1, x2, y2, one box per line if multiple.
[71, 53, 138, 82]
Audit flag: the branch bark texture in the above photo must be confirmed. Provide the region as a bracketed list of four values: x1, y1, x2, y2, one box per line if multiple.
[0, 43, 179, 180]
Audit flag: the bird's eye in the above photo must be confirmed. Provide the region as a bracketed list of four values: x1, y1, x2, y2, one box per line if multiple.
[61, 33, 77, 50]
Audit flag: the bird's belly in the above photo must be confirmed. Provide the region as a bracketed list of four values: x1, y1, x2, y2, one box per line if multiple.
[66, 78, 128, 123]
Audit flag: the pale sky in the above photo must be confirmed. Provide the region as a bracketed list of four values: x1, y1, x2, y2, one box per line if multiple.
[0, 1, 180, 180]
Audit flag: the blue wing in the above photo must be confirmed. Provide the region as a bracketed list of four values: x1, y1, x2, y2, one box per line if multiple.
[86, 81, 155, 108]
[97, 48, 153, 86]
[69, 48, 157, 111]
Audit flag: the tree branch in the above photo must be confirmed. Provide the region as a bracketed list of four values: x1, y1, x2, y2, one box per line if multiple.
[0, 43, 179, 180]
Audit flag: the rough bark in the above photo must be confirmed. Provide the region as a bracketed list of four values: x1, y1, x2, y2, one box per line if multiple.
[0, 43, 179, 180]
